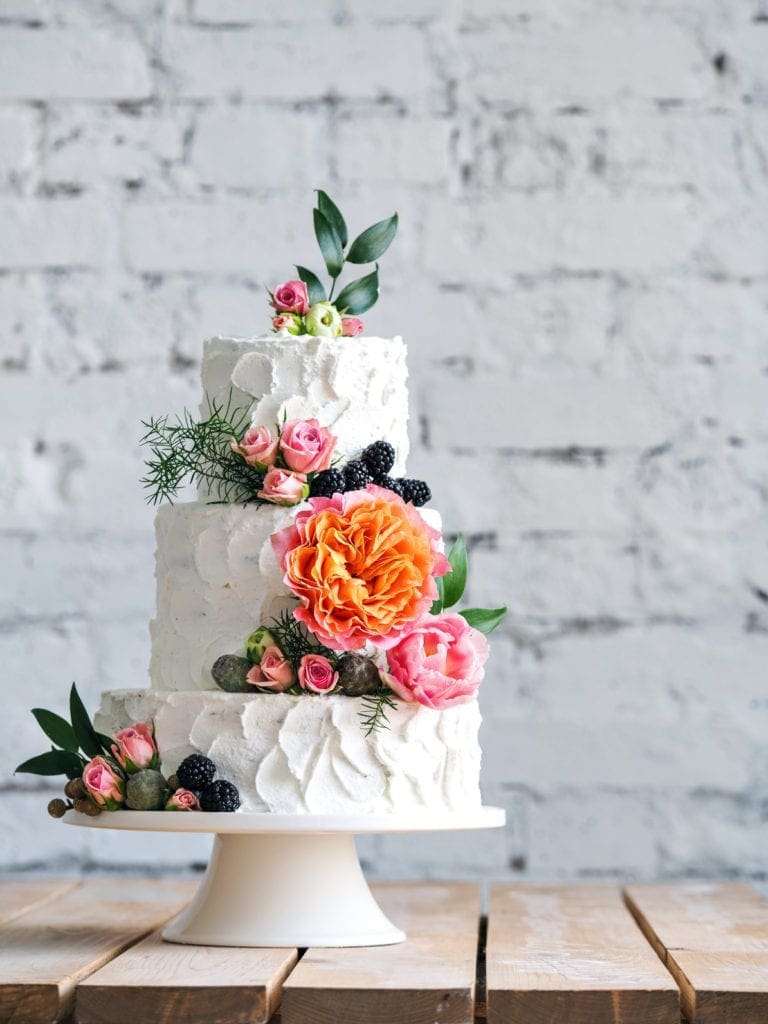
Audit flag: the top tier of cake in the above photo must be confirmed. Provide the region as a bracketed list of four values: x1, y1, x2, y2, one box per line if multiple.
[201, 335, 409, 482]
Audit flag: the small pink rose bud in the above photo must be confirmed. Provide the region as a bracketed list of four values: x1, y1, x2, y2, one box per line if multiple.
[82, 756, 125, 810]
[340, 316, 364, 337]
[166, 788, 201, 811]
[111, 723, 158, 774]
[279, 418, 337, 474]
[259, 645, 296, 691]
[298, 653, 339, 694]
[257, 467, 308, 506]
[272, 313, 303, 335]
[270, 279, 310, 315]
[231, 425, 279, 469]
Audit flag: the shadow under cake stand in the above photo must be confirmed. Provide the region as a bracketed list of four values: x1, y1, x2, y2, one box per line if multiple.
[64, 806, 505, 947]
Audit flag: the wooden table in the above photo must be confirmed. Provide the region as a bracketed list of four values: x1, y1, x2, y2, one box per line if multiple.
[0, 878, 765, 1023]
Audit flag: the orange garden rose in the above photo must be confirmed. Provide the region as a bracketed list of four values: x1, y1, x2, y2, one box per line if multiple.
[271, 485, 450, 652]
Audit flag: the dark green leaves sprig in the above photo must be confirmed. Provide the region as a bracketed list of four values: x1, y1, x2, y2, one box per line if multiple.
[358, 689, 398, 737]
[431, 534, 507, 634]
[140, 393, 265, 506]
[295, 190, 398, 316]
[15, 683, 114, 780]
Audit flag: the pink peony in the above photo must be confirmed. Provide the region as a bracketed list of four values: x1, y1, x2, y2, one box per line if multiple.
[82, 756, 125, 809]
[166, 788, 201, 811]
[111, 723, 157, 774]
[298, 653, 339, 694]
[259, 645, 296, 691]
[271, 485, 450, 652]
[257, 467, 308, 506]
[271, 279, 309, 315]
[340, 316, 364, 337]
[383, 611, 489, 710]
[231, 425, 279, 469]
[279, 418, 337, 474]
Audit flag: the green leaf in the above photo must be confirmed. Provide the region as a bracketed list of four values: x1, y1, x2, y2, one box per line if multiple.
[313, 208, 344, 278]
[460, 606, 507, 634]
[31, 709, 79, 753]
[431, 574, 445, 614]
[69, 682, 103, 758]
[335, 266, 380, 316]
[346, 212, 398, 264]
[295, 265, 327, 305]
[441, 534, 468, 609]
[15, 749, 85, 779]
[316, 190, 348, 248]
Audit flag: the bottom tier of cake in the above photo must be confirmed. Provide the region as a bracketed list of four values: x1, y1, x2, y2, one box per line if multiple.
[95, 690, 482, 814]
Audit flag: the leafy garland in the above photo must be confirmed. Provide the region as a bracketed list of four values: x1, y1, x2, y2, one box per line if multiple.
[140, 393, 265, 506]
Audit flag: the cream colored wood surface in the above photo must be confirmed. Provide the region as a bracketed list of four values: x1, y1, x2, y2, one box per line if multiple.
[625, 882, 768, 1024]
[77, 927, 297, 1024]
[0, 877, 194, 1024]
[0, 879, 80, 926]
[486, 884, 679, 1024]
[281, 882, 481, 1024]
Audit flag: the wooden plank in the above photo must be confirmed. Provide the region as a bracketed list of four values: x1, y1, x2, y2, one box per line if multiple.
[76, 928, 298, 1024]
[624, 882, 768, 1024]
[486, 884, 679, 1024]
[0, 879, 80, 926]
[281, 882, 481, 1024]
[0, 877, 194, 1024]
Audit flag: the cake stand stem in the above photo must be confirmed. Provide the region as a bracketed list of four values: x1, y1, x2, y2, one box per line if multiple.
[162, 831, 405, 947]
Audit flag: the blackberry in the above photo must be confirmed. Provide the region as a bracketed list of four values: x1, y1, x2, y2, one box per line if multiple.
[401, 479, 432, 507]
[362, 440, 395, 477]
[200, 779, 241, 812]
[376, 475, 406, 499]
[176, 754, 216, 792]
[343, 460, 373, 491]
[309, 467, 344, 498]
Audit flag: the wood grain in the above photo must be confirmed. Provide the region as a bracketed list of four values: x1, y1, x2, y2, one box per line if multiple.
[76, 927, 297, 1024]
[281, 882, 481, 1024]
[0, 879, 80, 926]
[0, 877, 194, 1024]
[486, 884, 679, 1024]
[624, 882, 768, 1024]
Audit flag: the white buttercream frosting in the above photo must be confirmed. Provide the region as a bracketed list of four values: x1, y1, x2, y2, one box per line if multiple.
[200, 335, 410, 487]
[96, 690, 482, 814]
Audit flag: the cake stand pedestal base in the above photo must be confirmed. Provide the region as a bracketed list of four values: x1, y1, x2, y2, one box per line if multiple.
[163, 831, 404, 947]
[64, 806, 504, 947]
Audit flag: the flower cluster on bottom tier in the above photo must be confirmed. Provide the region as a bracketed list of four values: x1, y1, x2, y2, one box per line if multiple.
[95, 690, 482, 815]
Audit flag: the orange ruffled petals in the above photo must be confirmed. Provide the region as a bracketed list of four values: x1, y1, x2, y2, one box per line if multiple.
[271, 485, 449, 652]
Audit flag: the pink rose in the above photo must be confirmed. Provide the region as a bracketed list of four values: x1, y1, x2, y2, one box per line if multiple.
[110, 723, 157, 774]
[82, 756, 125, 809]
[257, 467, 308, 506]
[259, 645, 296, 691]
[279, 418, 337, 474]
[298, 654, 339, 694]
[272, 313, 303, 335]
[166, 788, 201, 811]
[271, 279, 309, 315]
[341, 316, 364, 337]
[246, 663, 266, 685]
[231, 425, 279, 469]
[383, 611, 489, 710]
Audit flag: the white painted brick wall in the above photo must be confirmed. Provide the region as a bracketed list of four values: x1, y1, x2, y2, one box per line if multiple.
[1, 0, 766, 883]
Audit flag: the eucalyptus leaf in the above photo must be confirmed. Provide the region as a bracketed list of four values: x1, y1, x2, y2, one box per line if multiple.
[313, 208, 344, 278]
[460, 606, 507, 634]
[15, 748, 85, 779]
[441, 534, 468, 609]
[31, 709, 79, 753]
[295, 265, 327, 305]
[316, 190, 348, 248]
[346, 212, 398, 264]
[69, 682, 104, 758]
[335, 266, 380, 315]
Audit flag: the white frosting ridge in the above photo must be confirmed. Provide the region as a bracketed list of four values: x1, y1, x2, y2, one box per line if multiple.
[96, 690, 482, 814]
[200, 335, 410, 483]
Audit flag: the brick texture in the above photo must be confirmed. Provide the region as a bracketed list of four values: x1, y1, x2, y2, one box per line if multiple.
[0, 0, 766, 880]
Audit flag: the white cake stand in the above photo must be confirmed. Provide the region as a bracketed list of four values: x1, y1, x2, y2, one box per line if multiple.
[64, 806, 504, 947]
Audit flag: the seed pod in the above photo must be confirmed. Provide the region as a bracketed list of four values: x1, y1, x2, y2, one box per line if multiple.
[167, 774, 180, 792]
[65, 777, 86, 800]
[73, 797, 101, 816]
[211, 654, 253, 692]
[47, 798, 68, 819]
[337, 654, 382, 697]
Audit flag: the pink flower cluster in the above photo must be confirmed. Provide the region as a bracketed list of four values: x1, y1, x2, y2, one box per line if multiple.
[231, 417, 337, 507]
[269, 278, 364, 338]
[245, 647, 339, 694]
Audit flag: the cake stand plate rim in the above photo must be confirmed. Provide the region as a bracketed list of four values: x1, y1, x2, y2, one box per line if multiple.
[62, 805, 506, 834]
